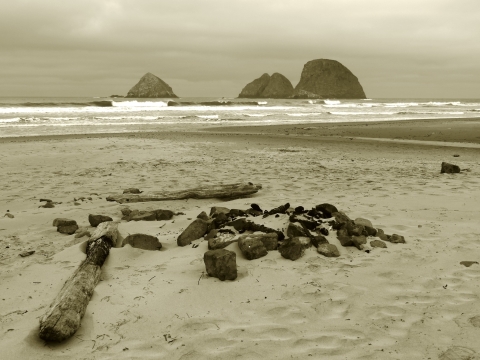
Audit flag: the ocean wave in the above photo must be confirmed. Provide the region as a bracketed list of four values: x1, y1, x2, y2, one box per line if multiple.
[328, 111, 397, 115]
[167, 100, 266, 107]
[323, 100, 341, 105]
[112, 100, 169, 108]
[10, 100, 113, 108]
[397, 111, 464, 115]
[287, 113, 323, 117]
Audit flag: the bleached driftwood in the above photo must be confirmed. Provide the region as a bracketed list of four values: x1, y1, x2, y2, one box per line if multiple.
[39, 221, 120, 342]
[106, 182, 262, 204]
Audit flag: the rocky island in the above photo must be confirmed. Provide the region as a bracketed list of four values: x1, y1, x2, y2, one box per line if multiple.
[238, 73, 294, 98]
[126, 72, 178, 98]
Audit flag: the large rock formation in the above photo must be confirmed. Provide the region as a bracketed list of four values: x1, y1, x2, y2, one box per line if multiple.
[238, 73, 294, 98]
[126, 72, 177, 98]
[294, 59, 366, 99]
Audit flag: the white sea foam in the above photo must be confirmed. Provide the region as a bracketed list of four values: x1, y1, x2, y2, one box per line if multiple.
[324, 100, 341, 105]
[112, 100, 169, 108]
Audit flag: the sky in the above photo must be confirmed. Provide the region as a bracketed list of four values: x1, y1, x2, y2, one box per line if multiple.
[0, 0, 479, 98]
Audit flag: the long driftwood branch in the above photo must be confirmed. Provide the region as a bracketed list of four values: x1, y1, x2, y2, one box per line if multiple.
[106, 182, 262, 204]
[39, 221, 120, 342]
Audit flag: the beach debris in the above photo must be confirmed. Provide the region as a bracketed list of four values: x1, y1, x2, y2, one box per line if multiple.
[317, 243, 340, 257]
[453, 154, 459, 157]
[389, 234, 406, 244]
[263, 202, 290, 217]
[177, 218, 209, 246]
[121, 208, 175, 222]
[439, 346, 478, 360]
[208, 232, 237, 250]
[19, 250, 35, 257]
[123, 234, 162, 250]
[370, 240, 387, 248]
[88, 214, 113, 227]
[39, 198, 53, 203]
[123, 188, 142, 194]
[279, 237, 305, 261]
[53, 218, 79, 235]
[204, 249, 237, 281]
[4, 213, 14, 218]
[460, 261, 479, 268]
[239, 232, 278, 251]
[40, 201, 55, 208]
[39, 221, 120, 342]
[226, 218, 284, 240]
[441, 162, 460, 174]
[106, 182, 262, 204]
[238, 235, 268, 260]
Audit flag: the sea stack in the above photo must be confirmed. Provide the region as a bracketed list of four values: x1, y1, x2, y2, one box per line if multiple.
[294, 59, 366, 99]
[126, 72, 178, 98]
[238, 73, 294, 98]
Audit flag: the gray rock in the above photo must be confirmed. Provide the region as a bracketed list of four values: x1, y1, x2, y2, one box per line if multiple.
[460, 261, 479, 267]
[126, 72, 177, 98]
[177, 218, 209, 246]
[294, 236, 312, 249]
[376, 228, 391, 241]
[441, 162, 460, 174]
[88, 214, 113, 227]
[19, 250, 35, 257]
[332, 211, 351, 229]
[337, 228, 353, 247]
[123, 188, 142, 194]
[238, 73, 271, 98]
[238, 236, 268, 260]
[346, 222, 365, 237]
[123, 234, 162, 250]
[351, 235, 367, 250]
[370, 239, 387, 248]
[131, 212, 157, 221]
[278, 238, 305, 261]
[154, 209, 175, 220]
[286, 222, 309, 238]
[57, 224, 79, 235]
[354, 217, 373, 228]
[294, 59, 366, 99]
[204, 249, 237, 281]
[389, 234, 406, 244]
[53, 218, 77, 227]
[260, 73, 294, 98]
[312, 234, 329, 247]
[41, 201, 55, 208]
[197, 211, 209, 221]
[317, 244, 340, 257]
[315, 203, 339, 218]
[238, 232, 278, 251]
[364, 225, 377, 237]
[4, 213, 14, 218]
[210, 206, 230, 217]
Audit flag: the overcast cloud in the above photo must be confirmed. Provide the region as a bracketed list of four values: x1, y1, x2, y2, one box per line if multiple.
[0, 0, 478, 98]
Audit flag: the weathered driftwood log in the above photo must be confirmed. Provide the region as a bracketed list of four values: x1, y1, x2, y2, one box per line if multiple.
[39, 221, 120, 342]
[106, 182, 262, 204]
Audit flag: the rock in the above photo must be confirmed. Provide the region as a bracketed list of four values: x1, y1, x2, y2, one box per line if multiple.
[126, 72, 177, 98]
[213, 212, 229, 228]
[264, 202, 290, 217]
[19, 250, 35, 257]
[88, 214, 113, 227]
[370, 239, 387, 248]
[208, 233, 237, 250]
[346, 222, 365, 237]
[210, 206, 230, 217]
[439, 346, 478, 360]
[289, 214, 318, 230]
[41, 201, 55, 208]
[278, 238, 305, 261]
[364, 226, 377, 237]
[205, 229, 218, 240]
[123, 234, 162, 250]
[294, 236, 312, 249]
[197, 211, 209, 221]
[204, 249, 237, 281]
[177, 218, 209, 246]
[123, 188, 142, 194]
[376, 228, 390, 241]
[238, 232, 278, 251]
[354, 218, 373, 228]
[315, 203, 338, 218]
[337, 228, 353, 247]
[389, 234, 406, 244]
[131, 212, 157, 221]
[317, 244, 340, 257]
[460, 261, 479, 267]
[154, 209, 175, 220]
[332, 211, 351, 229]
[74, 229, 91, 239]
[312, 234, 329, 247]
[226, 218, 285, 240]
[53, 218, 77, 227]
[351, 235, 367, 250]
[470, 315, 480, 327]
[4, 213, 14, 218]
[260, 73, 294, 98]
[251, 203, 262, 212]
[238, 236, 268, 260]
[238, 73, 271, 98]
[286, 222, 310, 238]
[441, 162, 461, 174]
[57, 224, 79, 235]
[294, 59, 366, 99]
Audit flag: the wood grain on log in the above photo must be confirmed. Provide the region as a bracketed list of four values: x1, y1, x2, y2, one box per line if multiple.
[106, 182, 262, 204]
[39, 222, 119, 342]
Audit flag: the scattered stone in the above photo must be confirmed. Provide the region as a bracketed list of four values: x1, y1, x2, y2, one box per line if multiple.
[88, 214, 113, 227]
[41, 201, 55, 208]
[57, 224, 79, 235]
[204, 249, 237, 281]
[197, 211, 209, 221]
[389, 234, 406, 244]
[238, 232, 278, 251]
[131, 212, 157, 221]
[318, 226, 329, 236]
[351, 235, 367, 250]
[469, 315, 480, 327]
[286, 222, 310, 238]
[204, 229, 218, 240]
[315, 203, 338, 218]
[337, 228, 353, 247]
[317, 244, 340, 257]
[439, 346, 478, 360]
[4, 213, 14, 218]
[364, 226, 377, 237]
[74, 229, 91, 239]
[460, 261, 479, 267]
[251, 203, 262, 212]
[53, 218, 77, 227]
[210, 206, 230, 217]
[123, 234, 162, 250]
[294, 236, 312, 249]
[123, 188, 142, 194]
[155, 209, 175, 220]
[453, 154, 460, 157]
[354, 218, 373, 228]
[177, 218, 209, 246]
[289, 214, 318, 230]
[278, 238, 305, 261]
[370, 239, 387, 248]
[376, 228, 391, 241]
[40, 198, 52, 202]
[312, 234, 329, 247]
[332, 211, 351, 229]
[346, 222, 365, 237]
[238, 236, 268, 260]
[213, 212, 229, 228]
[226, 218, 285, 240]
[208, 233, 237, 250]
[264, 203, 290, 217]
[441, 162, 460, 174]
[19, 250, 35, 257]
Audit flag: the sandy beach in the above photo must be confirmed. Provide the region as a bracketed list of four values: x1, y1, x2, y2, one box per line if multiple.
[1, 118, 479, 359]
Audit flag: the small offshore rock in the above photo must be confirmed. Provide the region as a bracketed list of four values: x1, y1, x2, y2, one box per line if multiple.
[197, 211, 209, 221]
[441, 162, 460, 174]
[460, 261, 478, 267]
[53, 218, 77, 227]
[123, 234, 162, 250]
[177, 218, 209, 247]
[370, 239, 387, 248]
[19, 250, 35, 257]
[278, 238, 305, 261]
[238, 236, 268, 260]
[317, 244, 340, 257]
[88, 214, 113, 227]
[57, 224, 79, 235]
[389, 234, 406, 244]
[123, 188, 142, 194]
[204, 249, 237, 281]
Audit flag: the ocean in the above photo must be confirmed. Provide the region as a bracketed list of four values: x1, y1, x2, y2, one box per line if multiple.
[0, 97, 479, 138]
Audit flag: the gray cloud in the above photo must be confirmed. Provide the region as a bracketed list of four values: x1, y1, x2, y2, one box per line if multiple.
[0, 0, 478, 97]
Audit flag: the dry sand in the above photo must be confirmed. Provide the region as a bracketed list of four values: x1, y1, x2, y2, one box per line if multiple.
[1, 119, 480, 359]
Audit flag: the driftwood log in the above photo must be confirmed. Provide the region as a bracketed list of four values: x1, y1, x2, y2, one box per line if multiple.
[106, 182, 262, 204]
[39, 221, 120, 342]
